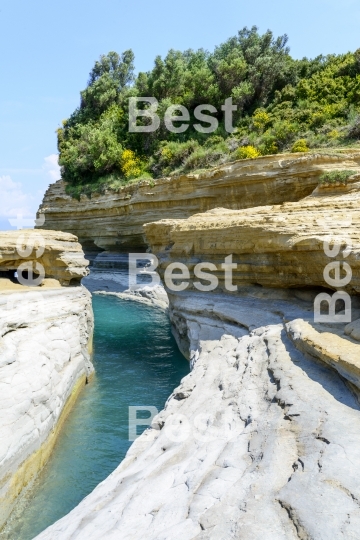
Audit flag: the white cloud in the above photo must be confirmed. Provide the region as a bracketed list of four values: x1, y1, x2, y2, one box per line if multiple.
[0, 175, 35, 219]
[0, 155, 61, 228]
[43, 154, 60, 182]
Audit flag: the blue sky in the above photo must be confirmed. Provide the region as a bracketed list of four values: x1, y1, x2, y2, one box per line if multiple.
[1, 0, 360, 229]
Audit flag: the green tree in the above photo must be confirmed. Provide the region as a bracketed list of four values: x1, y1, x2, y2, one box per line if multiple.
[57, 29, 360, 192]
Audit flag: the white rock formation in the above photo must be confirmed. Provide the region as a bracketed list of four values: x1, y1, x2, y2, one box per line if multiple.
[0, 229, 89, 286]
[0, 286, 93, 528]
[82, 256, 169, 310]
[34, 288, 360, 539]
[95, 285, 169, 311]
[82, 270, 129, 293]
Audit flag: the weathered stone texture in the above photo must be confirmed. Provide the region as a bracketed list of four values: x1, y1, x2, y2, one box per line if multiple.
[37, 152, 360, 251]
[0, 231, 93, 529]
[34, 290, 360, 540]
[0, 230, 89, 286]
[144, 179, 360, 294]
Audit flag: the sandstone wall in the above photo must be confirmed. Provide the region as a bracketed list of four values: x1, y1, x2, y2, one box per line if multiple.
[144, 179, 360, 294]
[37, 152, 360, 252]
[0, 230, 89, 286]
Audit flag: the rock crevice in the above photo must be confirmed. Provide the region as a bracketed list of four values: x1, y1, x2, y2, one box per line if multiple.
[30, 152, 360, 538]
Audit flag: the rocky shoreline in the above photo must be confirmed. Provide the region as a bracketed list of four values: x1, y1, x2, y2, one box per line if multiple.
[3, 152, 360, 538]
[0, 233, 93, 530]
[33, 286, 360, 539]
[33, 155, 360, 538]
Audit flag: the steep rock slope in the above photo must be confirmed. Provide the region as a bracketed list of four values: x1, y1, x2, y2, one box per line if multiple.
[144, 179, 360, 294]
[37, 152, 360, 252]
[0, 233, 93, 529]
[34, 180, 360, 539]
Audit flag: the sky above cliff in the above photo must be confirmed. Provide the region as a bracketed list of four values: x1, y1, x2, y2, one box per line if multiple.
[0, 0, 359, 229]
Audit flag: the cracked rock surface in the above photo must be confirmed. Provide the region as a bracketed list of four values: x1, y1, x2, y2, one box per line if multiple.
[36, 152, 360, 252]
[0, 287, 93, 528]
[35, 290, 360, 539]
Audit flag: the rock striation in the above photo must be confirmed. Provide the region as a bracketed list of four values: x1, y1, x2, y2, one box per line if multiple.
[0, 232, 93, 530]
[37, 151, 360, 252]
[33, 153, 360, 539]
[0, 230, 89, 286]
[34, 288, 360, 540]
[144, 178, 360, 294]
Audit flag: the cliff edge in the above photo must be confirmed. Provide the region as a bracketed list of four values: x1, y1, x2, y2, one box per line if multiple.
[36, 151, 360, 253]
[33, 159, 360, 539]
[0, 231, 93, 529]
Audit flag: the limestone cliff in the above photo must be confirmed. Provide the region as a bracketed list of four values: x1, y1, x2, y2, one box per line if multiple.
[0, 232, 93, 529]
[34, 172, 360, 539]
[144, 178, 360, 294]
[33, 288, 360, 540]
[0, 230, 89, 286]
[37, 151, 360, 252]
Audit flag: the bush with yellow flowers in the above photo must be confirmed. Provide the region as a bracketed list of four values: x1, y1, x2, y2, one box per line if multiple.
[328, 129, 340, 140]
[234, 145, 261, 160]
[121, 149, 142, 178]
[291, 139, 309, 153]
[252, 109, 271, 132]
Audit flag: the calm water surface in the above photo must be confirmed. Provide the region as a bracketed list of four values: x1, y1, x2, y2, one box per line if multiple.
[2, 294, 188, 540]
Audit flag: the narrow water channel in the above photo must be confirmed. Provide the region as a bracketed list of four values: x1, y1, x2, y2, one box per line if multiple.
[2, 294, 189, 540]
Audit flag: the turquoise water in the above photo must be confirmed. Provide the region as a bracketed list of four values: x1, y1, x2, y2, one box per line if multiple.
[2, 295, 188, 540]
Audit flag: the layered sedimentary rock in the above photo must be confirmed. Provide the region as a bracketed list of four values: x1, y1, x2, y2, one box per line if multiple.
[0, 230, 89, 286]
[34, 288, 360, 540]
[0, 232, 93, 529]
[37, 151, 360, 252]
[144, 178, 360, 294]
[33, 155, 360, 539]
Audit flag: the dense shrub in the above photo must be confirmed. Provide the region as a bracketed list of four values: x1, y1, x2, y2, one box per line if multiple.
[252, 109, 271, 132]
[58, 30, 360, 195]
[150, 140, 201, 176]
[234, 145, 261, 159]
[348, 115, 360, 139]
[259, 136, 278, 155]
[183, 144, 228, 171]
[319, 170, 355, 185]
[291, 139, 309, 153]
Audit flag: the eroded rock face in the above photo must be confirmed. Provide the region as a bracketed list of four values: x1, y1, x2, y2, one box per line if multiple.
[0, 230, 89, 286]
[0, 286, 93, 528]
[0, 230, 93, 529]
[32, 153, 360, 538]
[37, 152, 360, 252]
[144, 179, 360, 294]
[33, 290, 360, 540]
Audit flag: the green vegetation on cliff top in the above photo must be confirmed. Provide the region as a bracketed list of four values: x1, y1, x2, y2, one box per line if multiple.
[58, 27, 360, 198]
